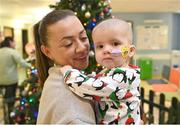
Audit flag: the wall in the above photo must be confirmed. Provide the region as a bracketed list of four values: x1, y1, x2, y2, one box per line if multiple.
[172, 14, 180, 50]
[112, 12, 180, 76]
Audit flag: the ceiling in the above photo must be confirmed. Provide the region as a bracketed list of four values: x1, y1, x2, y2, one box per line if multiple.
[0, 0, 180, 24]
[0, 0, 56, 23]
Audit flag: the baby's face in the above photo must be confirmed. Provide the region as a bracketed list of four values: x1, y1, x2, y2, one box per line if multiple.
[92, 25, 131, 69]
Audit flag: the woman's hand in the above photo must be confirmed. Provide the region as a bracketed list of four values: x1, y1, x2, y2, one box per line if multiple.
[60, 65, 72, 75]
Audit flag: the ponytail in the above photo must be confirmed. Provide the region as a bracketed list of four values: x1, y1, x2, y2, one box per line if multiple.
[33, 22, 53, 88]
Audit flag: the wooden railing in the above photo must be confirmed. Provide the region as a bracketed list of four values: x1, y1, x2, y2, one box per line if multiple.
[141, 87, 180, 124]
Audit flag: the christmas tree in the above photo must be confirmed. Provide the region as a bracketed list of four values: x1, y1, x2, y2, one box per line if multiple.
[50, 0, 112, 73]
[10, 59, 41, 124]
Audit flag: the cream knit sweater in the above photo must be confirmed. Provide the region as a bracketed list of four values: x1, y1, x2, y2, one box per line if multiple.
[37, 66, 96, 124]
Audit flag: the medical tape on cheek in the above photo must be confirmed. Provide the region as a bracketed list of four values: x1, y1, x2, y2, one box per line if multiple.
[111, 46, 130, 58]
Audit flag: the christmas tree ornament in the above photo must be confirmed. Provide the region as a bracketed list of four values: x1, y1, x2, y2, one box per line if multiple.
[103, 1, 109, 6]
[109, 8, 112, 13]
[92, 22, 96, 27]
[29, 98, 34, 103]
[21, 100, 25, 105]
[25, 103, 30, 108]
[21, 90, 28, 96]
[10, 112, 16, 118]
[87, 21, 96, 30]
[99, 12, 104, 18]
[87, 4, 91, 9]
[92, 18, 96, 22]
[20, 106, 24, 110]
[85, 11, 91, 18]
[103, 7, 109, 13]
[25, 86, 29, 91]
[74, 12, 77, 15]
[89, 50, 95, 57]
[96, 63, 101, 67]
[98, 1, 103, 7]
[81, 4, 86, 11]
[107, 0, 111, 3]
[28, 91, 32, 95]
[83, 23, 87, 26]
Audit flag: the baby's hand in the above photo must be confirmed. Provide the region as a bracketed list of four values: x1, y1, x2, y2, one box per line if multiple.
[60, 65, 72, 75]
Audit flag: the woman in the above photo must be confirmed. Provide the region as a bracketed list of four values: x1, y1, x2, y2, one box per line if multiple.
[34, 10, 96, 124]
[0, 37, 31, 123]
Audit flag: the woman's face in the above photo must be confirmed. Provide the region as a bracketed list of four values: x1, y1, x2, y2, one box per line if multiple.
[42, 16, 90, 70]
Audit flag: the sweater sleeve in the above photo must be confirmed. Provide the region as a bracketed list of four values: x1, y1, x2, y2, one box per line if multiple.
[63, 68, 140, 102]
[11, 50, 31, 68]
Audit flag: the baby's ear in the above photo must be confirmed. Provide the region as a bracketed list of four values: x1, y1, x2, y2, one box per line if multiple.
[129, 45, 136, 57]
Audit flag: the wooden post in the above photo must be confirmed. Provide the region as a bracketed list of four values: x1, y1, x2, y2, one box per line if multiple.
[167, 97, 178, 124]
[140, 87, 147, 123]
[141, 87, 144, 109]
[176, 102, 180, 124]
[148, 90, 154, 124]
[159, 93, 165, 124]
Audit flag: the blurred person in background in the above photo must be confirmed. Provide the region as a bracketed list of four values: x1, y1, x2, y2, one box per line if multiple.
[0, 36, 31, 124]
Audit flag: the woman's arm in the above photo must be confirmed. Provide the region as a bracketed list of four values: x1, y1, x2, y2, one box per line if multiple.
[12, 49, 31, 68]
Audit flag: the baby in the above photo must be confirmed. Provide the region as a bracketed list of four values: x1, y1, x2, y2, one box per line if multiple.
[60, 18, 141, 124]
